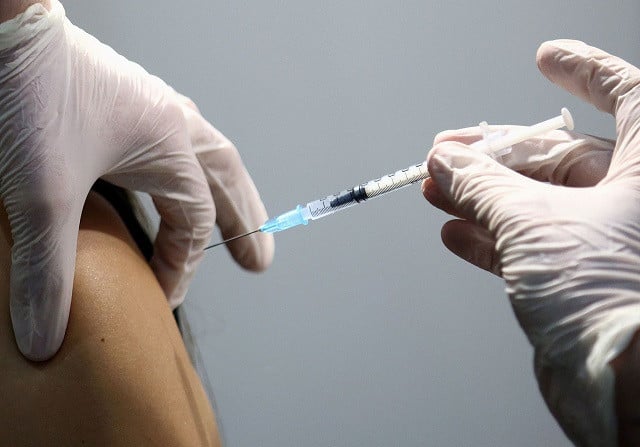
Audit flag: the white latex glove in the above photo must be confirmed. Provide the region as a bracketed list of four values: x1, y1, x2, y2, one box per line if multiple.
[0, 1, 274, 360]
[423, 40, 640, 446]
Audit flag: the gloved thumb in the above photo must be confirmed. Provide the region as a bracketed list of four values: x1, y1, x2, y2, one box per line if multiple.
[427, 141, 538, 239]
[536, 40, 640, 182]
[3, 186, 84, 361]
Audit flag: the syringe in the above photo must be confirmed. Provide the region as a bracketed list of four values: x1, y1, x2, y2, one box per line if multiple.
[205, 108, 574, 249]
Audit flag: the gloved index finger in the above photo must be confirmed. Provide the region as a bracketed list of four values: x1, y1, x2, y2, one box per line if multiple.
[433, 125, 614, 187]
[178, 98, 274, 272]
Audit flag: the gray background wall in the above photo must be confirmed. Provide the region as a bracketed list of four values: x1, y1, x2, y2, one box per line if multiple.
[66, 1, 639, 446]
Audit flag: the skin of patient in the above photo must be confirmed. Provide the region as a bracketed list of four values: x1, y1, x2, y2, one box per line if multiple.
[0, 192, 221, 446]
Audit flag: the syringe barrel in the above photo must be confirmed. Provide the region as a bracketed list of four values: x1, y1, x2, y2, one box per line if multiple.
[306, 195, 359, 220]
[363, 163, 429, 199]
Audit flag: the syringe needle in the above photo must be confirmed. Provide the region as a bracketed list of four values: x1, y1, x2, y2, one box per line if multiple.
[203, 228, 261, 251]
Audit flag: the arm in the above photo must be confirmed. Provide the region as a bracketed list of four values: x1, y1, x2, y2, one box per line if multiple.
[0, 192, 221, 446]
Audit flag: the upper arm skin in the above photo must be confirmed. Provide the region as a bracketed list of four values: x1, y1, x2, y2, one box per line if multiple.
[0, 192, 221, 446]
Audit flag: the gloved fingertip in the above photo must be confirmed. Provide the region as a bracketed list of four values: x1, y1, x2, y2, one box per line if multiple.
[427, 142, 458, 186]
[229, 230, 275, 272]
[422, 178, 455, 215]
[536, 39, 584, 73]
[421, 177, 439, 201]
[12, 317, 63, 361]
[432, 127, 485, 146]
[433, 130, 455, 145]
[252, 231, 275, 271]
[428, 141, 478, 175]
[9, 235, 74, 362]
[441, 220, 501, 276]
[420, 177, 432, 196]
[166, 291, 186, 310]
[537, 38, 587, 54]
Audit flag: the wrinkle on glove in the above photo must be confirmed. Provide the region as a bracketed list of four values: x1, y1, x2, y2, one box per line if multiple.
[0, 1, 273, 360]
[425, 40, 640, 446]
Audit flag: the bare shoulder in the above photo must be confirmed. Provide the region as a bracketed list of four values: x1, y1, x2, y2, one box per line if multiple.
[0, 192, 221, 446]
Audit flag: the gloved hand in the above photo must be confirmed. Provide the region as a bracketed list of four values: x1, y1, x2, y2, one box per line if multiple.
[0, 1, 274, 360]
[423, 40, 640, 446]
